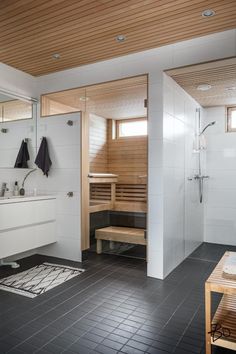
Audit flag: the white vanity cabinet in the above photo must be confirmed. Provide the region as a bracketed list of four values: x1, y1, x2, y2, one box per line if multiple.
[0, 196, 56, 259]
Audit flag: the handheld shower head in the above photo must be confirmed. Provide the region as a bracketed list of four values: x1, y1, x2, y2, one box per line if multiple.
[199, 121, 216, 135]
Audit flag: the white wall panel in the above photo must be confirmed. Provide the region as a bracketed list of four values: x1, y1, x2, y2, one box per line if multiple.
[204, 106, 236, 246]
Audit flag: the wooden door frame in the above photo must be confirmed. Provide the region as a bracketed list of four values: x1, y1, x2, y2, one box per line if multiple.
[80, 74, 149, 253]
[80, 111, 90, 251]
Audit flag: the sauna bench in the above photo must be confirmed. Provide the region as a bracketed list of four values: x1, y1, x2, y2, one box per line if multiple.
[95, 226, 146, 254]
[88, 173, 118, 184]
[89, 200, 113, 213]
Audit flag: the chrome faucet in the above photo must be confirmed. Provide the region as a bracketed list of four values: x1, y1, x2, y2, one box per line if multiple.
[0, 182, 8, 197]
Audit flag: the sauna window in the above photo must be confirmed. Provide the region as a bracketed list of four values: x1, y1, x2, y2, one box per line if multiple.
[116, 118, 147, 138]
[227, 106, 236, 132]
[0, 100, 33, 122]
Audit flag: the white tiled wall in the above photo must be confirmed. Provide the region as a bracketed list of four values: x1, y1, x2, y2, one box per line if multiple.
[163, 75, 204, 277]
[204, 106, 236, 246]
[0, 105, 37, 190]
[0, 111, 81, 262]
[0, 62, 37, 97]
[35, 112, 81, 261]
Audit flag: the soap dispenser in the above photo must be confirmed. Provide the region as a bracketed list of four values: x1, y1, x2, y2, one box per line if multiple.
[13, 181, 20, 196]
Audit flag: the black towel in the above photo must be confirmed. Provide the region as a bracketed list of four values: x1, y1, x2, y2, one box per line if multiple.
[35, 137, 52, 177]
[14, 140, 30, 168]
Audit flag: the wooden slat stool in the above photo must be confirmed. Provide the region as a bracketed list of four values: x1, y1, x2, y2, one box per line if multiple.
[95, 226, 146, 254]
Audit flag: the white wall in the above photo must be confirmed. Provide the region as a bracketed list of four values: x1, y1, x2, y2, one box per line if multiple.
[35, 112, 81, 261]
[204, 106, 236, 246]
[0, 111, 81, 262]
[163, 75, 204, 277]
[0, 29, 236, 278]
[0, 62, 37, 98]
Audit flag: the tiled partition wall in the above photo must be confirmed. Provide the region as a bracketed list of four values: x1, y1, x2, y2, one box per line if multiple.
[0, 111, 81, 262]
[163, 75, 204, 277]
[0, 107, 38, 261]
[35, 112, 81, 261]
[204, 106, 236, 246]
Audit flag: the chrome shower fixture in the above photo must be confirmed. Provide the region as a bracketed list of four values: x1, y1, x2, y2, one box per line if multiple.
[199, 121, 216, 135]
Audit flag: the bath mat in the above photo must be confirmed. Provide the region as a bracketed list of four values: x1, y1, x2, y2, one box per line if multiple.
[0, 262, 85, 298]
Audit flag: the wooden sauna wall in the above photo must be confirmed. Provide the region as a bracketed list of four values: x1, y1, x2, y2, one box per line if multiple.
[89, 113, 108, 173]
[107, 119, 147, 184]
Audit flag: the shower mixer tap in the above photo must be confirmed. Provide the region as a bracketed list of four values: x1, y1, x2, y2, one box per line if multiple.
[187, 175, 209, 181]
[187, 174, 209, 203]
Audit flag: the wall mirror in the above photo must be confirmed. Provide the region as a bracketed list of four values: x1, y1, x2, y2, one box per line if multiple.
[0, 92, 37, 169]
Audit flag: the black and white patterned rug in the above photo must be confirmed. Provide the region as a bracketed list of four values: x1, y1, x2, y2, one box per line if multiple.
[0, 262, 85, 298]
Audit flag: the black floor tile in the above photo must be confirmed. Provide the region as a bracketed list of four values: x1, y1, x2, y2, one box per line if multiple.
[0, 243, 235, 354]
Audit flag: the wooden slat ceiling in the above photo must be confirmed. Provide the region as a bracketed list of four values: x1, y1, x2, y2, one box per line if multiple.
[166, 57, 236, 107]
[0, 0, 235, 76]
[45, 75, 147, 118]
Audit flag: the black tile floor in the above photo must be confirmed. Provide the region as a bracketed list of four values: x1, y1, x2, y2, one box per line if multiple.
[0, 243, 236, 354]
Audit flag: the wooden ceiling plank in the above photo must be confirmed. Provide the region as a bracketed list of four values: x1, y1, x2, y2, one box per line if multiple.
[0, 0, 197, 45]
[0, 0, 154, 25]
[167, 57, 236, 107]
[0, 0, 205, 35]
[1, 3, 235, 63]
[14, 21, 236, 76]
[0, 0, 68, 22]
[1, 0, 235, 75]
[1, 0, 231, 48]
[2, 12, 235, 66]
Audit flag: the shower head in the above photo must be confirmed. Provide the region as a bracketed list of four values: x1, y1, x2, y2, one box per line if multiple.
[199, 121, 216, 135]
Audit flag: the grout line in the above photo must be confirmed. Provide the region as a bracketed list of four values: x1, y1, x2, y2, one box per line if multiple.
[188, 256, 217, 263]
[34, 262, 143, 353]
[6, 261, 141, 353]
[0, 257, 130, 337]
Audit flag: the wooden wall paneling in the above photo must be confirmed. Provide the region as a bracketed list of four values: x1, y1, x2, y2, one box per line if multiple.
[41, 95, 80, 116]
[81, 111, 90, 251]
[107, 119, 147, 184]
[166, 57, 236, 107]
[89, 113, 108, 173]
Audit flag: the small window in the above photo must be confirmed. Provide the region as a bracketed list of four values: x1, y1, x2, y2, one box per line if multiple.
[0, 100, 32, 122]
[116, 118, 147, 138]
[227, 106, 236, 132]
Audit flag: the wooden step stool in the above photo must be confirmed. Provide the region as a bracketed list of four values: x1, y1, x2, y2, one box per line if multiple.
[95, 226, 146, 254]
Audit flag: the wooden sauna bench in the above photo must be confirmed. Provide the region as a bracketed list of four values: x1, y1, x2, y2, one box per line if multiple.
[89, 173, 118, 213]
[95, 226, 146, 254]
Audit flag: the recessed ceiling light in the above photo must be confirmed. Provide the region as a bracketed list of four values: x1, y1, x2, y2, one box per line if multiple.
[202, 9, 215, 17]
[197, 84, 212, 91]
[52, 53, 61, 60]
[225, 86, 236, 91]
[116, 35, 126, 43]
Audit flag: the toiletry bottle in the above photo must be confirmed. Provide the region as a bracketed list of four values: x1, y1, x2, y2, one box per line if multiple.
[13, 181, 20, 196]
